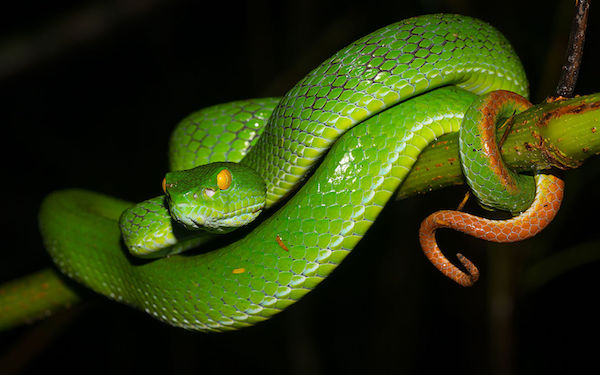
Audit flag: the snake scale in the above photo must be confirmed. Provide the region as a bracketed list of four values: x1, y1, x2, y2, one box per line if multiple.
[3, 14, 566, 332]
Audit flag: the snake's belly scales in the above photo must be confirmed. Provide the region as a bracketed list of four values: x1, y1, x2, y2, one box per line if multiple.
[40, 14, 528, 331]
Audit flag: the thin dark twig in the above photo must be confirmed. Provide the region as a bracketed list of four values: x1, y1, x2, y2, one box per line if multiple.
[555, 0, 590, 98]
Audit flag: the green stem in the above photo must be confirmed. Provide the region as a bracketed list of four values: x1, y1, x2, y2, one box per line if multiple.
[398, 92, 600, 198]
[0, 269, 80, 331]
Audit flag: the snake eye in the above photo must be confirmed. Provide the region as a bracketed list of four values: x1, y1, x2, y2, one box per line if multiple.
[162, 177, 175, 193]
[217, 169, 232, 190]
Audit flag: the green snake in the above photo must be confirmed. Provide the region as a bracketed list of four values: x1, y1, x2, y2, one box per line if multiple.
[1, 14, 568, 331]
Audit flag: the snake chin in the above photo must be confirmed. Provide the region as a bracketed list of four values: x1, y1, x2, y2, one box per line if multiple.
[190, 216, 225, 232]
[172, 206, 263, 234]
[187, 216, 238, 234]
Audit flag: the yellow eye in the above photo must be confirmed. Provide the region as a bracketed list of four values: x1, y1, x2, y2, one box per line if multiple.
[162, 177, 167, 193]
[217, 169, 232, 190]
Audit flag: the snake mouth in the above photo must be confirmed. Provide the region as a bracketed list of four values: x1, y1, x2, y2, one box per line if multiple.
[185, 201, 264, 233]
[190, 217, 206, 229]
[190, 216, 230, 233]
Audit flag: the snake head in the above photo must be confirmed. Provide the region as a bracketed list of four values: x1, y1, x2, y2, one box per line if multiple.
[163, 162, 266, 233]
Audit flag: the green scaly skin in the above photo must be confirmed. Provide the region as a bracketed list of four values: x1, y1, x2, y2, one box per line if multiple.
[239, 14, 527, 206]
[2, 14, 534, 331]
[460, 91, 535, 213]
[40, 87, 479, 331]
[120, 162, 266, 257]
[118, 196, 209, 258]
[2, 92, 600, 331]
[164, 163, 266, 233]
[121, 13, 527, 257]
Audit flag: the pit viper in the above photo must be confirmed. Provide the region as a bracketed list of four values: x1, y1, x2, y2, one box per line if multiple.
[2, 14, 567, 332]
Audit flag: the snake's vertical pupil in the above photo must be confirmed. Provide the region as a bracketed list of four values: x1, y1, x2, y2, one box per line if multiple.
[162, 177, 167, 193]
[217, 169, 232, 190]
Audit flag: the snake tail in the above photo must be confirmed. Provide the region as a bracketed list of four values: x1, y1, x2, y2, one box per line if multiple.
[419, 91, 566, 286]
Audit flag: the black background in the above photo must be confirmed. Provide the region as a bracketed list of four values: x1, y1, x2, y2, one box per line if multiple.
[1, 0, 599, 374]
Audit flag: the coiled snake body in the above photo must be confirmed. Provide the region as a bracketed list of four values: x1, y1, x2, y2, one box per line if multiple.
[28, 14, 564, 331]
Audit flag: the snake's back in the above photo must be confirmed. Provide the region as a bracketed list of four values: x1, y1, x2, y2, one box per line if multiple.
[240, 14, 528, 204]
[42, 87, 477, 331]
[37, 14, 530, 331]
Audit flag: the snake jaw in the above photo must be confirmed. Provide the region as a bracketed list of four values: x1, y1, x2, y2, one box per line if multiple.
[189, 215, 233, 234]
[189, 201, 265, 233]
[190, 216, 211, 231]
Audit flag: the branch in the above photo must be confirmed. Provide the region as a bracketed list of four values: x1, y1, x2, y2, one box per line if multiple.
[555, 0, 590, 98]
[398, 92, 600, 198]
